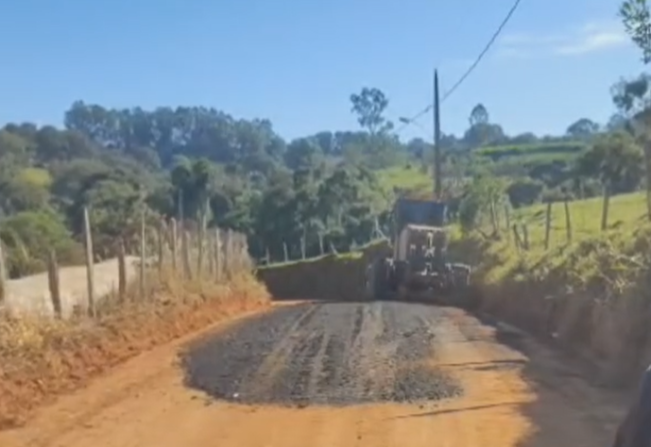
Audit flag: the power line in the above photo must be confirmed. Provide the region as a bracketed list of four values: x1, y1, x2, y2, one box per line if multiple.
[395, 0, 523, 134]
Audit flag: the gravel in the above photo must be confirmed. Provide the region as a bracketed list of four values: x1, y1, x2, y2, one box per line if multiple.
[180, 301, 462, 407]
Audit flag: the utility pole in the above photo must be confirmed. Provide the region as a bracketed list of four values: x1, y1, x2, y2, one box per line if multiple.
[433, 69, 442, 199]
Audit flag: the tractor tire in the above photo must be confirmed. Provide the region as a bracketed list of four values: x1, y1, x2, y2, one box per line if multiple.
[370, 258, 391, 301]
[449, 263, 474, 309]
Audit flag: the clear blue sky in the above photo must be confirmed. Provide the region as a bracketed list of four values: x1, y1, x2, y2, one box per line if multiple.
[0, 0, 645, 142]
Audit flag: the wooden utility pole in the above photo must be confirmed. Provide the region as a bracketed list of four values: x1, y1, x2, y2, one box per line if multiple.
[433, 69, 442, 199]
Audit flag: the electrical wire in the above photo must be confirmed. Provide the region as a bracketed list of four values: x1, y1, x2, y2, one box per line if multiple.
[395, 0, 523, 135]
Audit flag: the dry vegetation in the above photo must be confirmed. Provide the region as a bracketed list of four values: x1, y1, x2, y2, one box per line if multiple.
[0, 226, 271, 429]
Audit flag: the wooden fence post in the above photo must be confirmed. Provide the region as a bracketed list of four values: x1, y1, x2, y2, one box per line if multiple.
[139, 205, 146, 298]
[564, 198, 572, 243]
[83, 207, 96, 317]
[318, 233, 324, 256]
[215, 229, 222, 281]
[522, 223, 530, 251]
[224, 229, 233, 277]
[544, 201, 552, 250]
[118, 238, 127, 302]
[504, 204, 511, 242]
[301, 237, 306, 260]
[283, 242, 289, 262]
[208, 230, 215, 276]
[182, 229, 192, 279]
[0, 240, 7, 307]
[170, 218, 178, 273]
[512, 224, 522, 253]
[198, 209, 206, 280]
[157, 219, 164, 275]
[489, 198, 499, 235]
[601, 184, 611, 231]
[47, 250, 62, 318]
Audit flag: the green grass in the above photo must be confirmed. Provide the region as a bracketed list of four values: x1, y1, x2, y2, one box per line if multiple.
[473, 191, 649, 284]
[511, 192, 646, 245]
[376, 165, 431, 194]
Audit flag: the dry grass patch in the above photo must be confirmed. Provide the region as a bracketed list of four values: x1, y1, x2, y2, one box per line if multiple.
[0, 271, 270, 429]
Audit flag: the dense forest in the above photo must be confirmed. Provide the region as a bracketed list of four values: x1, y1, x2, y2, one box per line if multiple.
[1, 76, 649, 277]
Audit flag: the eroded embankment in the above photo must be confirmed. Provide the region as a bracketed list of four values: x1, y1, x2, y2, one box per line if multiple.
[257, 241, 390, 301]
[451, 230, 651, 385]
[0, 274, 270, 429]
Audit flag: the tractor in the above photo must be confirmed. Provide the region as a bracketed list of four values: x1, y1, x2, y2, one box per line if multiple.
[365, 197, 473, 307]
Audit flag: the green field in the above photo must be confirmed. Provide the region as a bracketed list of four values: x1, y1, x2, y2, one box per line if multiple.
[476, 191, 649, 284]
[476, 141, 586, 158]
[376, 165, 432, 196]
[510, 191, 646, 246]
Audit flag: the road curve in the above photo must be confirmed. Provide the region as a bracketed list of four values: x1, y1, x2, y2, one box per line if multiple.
[0, 302, 627, 447]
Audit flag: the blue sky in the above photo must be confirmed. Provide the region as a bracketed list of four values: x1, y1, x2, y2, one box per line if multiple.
[0, 0, 646, 142]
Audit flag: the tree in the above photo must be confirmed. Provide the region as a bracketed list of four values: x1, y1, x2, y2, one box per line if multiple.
[349, 87, 392, 136]
[566, 118, 600, 139]
[620, 0, 651, 63]
[575, 131, 644, 194]
[506, 178, 545, 207]
[469, 103, 489, 127]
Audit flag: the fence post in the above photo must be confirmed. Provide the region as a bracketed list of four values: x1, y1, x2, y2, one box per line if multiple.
[83, 207, 96, 317]
[170, 218, 178, 273]
[601, 184, 611, 231]
[318, 233, 324, 256]
[47, 250, 62, 318]
[522, 223, 530, 251]
[198, 210, 206, 280]
[118, 238, 127, 302]
[564, 198, 572, 243]
[301, 236, 306, 260]
[139, 205, 146, 298]
[215, 229, 222, 281]
[283, 242, 289, 262]
[208, 230, 215, 276]
[224, 229, 233, 278]
[544, 201, 552, 250]
[0, 240, 7, 307]
[512, 224, 522, 253]
[489, 198, 499, 234]
[157, 219, 164, 275]
[182, 229, 192, 279]
[504, 204, 511, 242]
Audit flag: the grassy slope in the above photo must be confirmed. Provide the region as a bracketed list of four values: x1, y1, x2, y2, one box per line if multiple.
[460, 191, 651, 382]
[484, 192, 647, 281]
[377, 165, 432, 193]
[378, 141, 584, 196]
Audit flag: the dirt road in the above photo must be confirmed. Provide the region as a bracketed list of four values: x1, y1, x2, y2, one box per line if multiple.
[0, 302, 629, 447]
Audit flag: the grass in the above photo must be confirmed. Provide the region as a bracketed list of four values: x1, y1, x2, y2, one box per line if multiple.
[469, 192, 647, 282]
[376, 165, 431, 194]
[0, 261, 270, 429]
[455, 190, 651, 381]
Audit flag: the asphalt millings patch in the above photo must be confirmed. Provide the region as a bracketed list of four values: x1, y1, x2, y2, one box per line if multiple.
[181, 302, 463, 407]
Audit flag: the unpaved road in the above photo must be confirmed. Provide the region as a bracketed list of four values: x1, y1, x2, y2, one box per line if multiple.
[0, 302, 629, 447]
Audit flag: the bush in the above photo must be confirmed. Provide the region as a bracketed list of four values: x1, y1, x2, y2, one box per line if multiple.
[0, 210, 82, 277]
[507, 178, 544, 207]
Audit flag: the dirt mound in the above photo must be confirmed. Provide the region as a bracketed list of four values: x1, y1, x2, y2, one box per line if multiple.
[181, 301, 462, 407]
[0, 274, 270, 429]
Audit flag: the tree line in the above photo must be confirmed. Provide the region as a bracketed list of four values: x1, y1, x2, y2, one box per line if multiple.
[3, 46, 651, 276]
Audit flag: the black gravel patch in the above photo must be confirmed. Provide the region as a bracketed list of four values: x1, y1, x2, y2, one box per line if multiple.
[181, 301, 463, 407]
